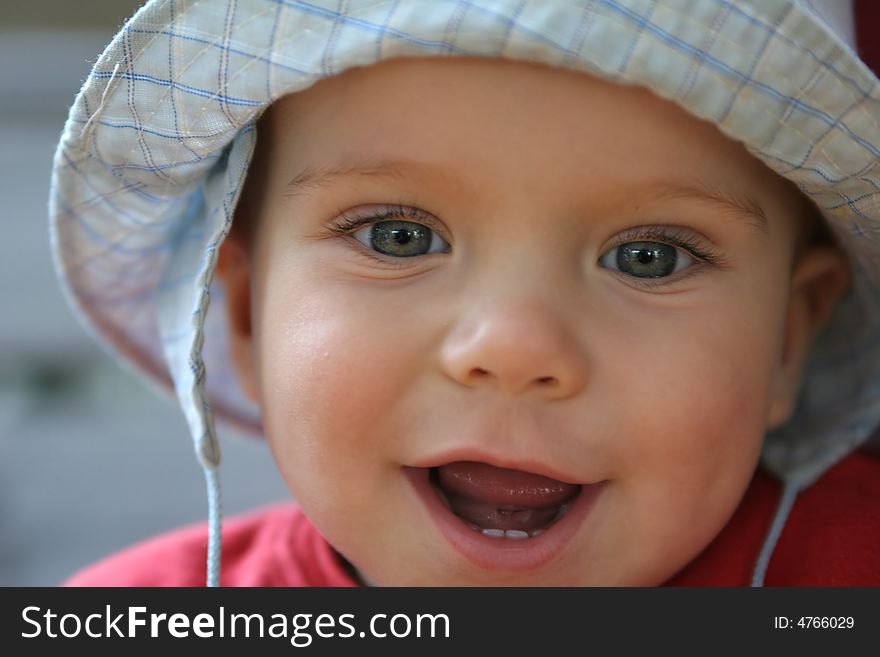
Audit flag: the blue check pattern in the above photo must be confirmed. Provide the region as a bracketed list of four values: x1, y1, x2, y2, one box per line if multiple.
[50, 0, 880, 488]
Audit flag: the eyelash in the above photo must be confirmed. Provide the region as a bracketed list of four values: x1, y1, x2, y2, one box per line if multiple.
[326, 206, 727, 284]
[329, 204, 433, 233]
[326, 204, 447, 268]
[604, 226, 729, 289]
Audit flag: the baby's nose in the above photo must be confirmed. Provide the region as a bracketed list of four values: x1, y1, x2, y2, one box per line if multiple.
[439, 298, 588, 399]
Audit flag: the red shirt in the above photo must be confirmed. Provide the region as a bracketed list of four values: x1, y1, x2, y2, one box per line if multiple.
[65, 452, 880, 586]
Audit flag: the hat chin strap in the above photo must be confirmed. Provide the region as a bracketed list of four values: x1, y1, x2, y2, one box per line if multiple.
[204, 466, 223, 587]
[157, 129, 258, 588]
[750, 480, 802, 586]
[158, 190, 227, 587]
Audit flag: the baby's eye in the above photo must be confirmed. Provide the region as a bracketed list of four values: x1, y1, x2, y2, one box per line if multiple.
[599, 241, 695, 278]
[353, 220, 451, 258]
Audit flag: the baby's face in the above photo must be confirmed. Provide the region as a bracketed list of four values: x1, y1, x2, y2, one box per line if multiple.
[229, 57, 817, 584]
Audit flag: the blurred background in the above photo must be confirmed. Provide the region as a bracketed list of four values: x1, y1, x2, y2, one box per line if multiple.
[0, 1, 288, 586]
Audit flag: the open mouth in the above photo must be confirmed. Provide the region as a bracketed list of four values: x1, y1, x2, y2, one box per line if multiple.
[405, 459, 604, 572]
[429, 461, 583, 540]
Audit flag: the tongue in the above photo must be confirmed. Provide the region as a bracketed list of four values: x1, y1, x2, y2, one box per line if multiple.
[435, 461, 581, 532]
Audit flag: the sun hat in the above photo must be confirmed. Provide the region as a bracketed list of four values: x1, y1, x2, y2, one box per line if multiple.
[50, 0, 880, 586]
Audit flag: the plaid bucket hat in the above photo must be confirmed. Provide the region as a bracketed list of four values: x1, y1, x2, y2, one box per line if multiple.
[51, 0, 880, 586]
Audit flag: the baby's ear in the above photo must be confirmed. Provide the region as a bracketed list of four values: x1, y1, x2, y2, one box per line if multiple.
[766, 244, 851, 430]
[216, 233, 260, 403]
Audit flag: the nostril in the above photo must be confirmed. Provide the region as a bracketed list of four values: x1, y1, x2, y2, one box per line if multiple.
[469, 370, 559, 387]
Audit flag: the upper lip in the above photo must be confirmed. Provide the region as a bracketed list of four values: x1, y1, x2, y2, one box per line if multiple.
[407, 448, 588, 485]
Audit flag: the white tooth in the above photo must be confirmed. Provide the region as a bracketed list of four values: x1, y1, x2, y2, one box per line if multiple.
[529, 529, 544, 538]
[553, 503, 571, 523]
[504, 530, 529, 540]
[481, 528, 505, 538]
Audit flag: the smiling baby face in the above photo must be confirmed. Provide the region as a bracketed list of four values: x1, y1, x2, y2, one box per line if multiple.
[217, 57, 848, 585]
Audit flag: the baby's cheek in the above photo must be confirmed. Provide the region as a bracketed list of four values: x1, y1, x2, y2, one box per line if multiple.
[670, 343, 767, 473]
[257, 290, 416, 483]
[615, 309, 775, 544]
[256, 291, 439, 579]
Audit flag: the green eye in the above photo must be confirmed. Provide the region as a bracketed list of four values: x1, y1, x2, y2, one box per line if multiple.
[354, 220, 451, 258]
[600, 241, 694, 278]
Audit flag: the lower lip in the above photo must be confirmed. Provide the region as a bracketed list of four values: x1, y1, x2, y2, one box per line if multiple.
[403, 466, 605, 573]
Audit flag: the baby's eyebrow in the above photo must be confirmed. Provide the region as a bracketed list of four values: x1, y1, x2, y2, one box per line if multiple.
[284, 159, 430, 198]
[284, 160, 769, 234]
[646, 181, 768, 233]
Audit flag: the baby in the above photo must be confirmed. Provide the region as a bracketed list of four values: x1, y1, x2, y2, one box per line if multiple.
[52, 0, 880, 586]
